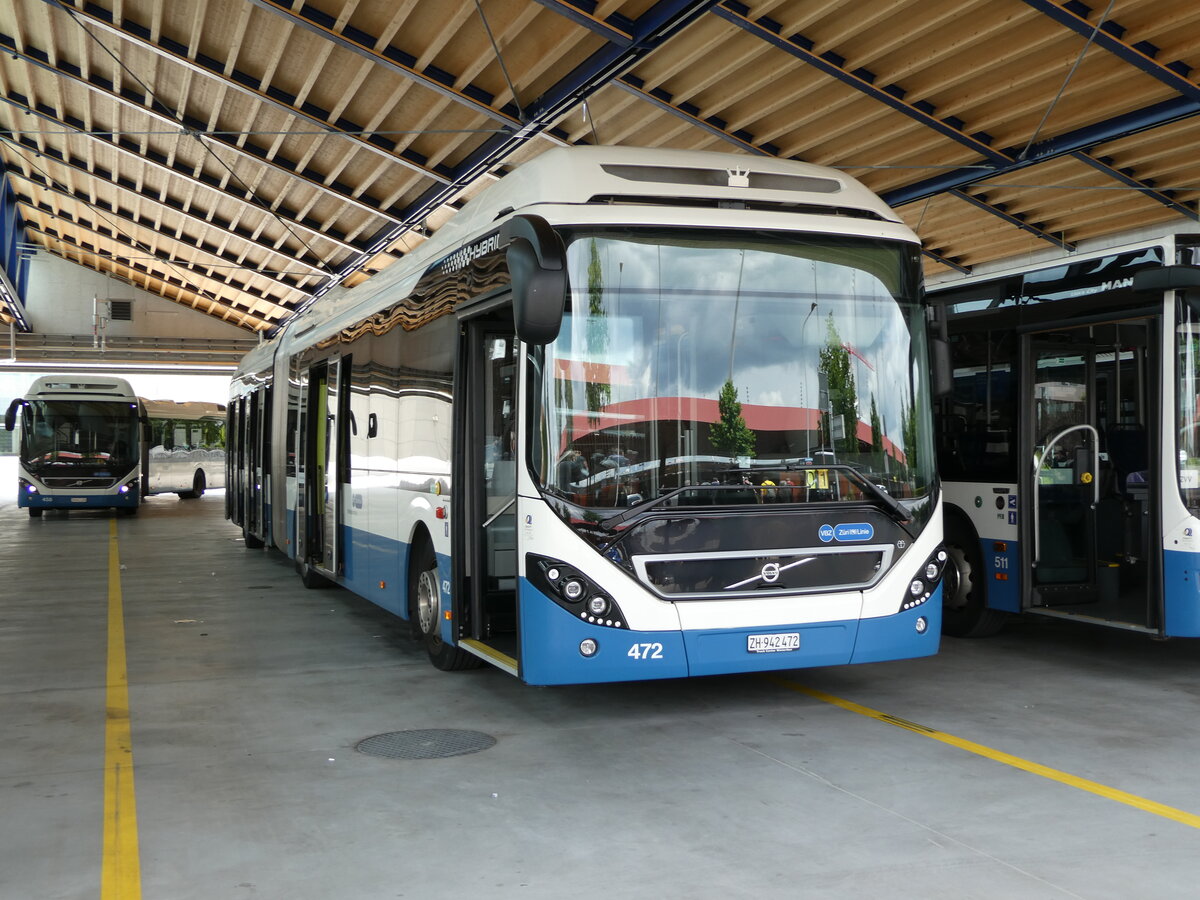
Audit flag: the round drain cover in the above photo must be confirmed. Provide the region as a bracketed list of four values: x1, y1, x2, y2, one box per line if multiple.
[356, 728, 496, 759]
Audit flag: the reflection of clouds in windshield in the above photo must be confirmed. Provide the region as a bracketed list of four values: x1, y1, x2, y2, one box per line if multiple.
[561, 235, 919, 449]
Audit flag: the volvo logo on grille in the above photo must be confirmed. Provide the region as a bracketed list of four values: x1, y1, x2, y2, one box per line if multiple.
[760, 562, 781, 583]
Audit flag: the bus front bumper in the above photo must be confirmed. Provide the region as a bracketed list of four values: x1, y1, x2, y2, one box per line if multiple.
[517, 581, 941, 685]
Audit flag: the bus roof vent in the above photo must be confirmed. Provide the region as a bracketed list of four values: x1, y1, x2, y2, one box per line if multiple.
[587, 194, 887, 221]
[600, 163, 841, 194]
[39, 381, 121, 392]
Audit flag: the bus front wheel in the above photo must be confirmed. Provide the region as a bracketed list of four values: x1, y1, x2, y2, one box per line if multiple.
[28, 508, 43, 518]
[410, 540, 480, 672]
[942, 526, 1006, 638]
[179, 470, 206, 499]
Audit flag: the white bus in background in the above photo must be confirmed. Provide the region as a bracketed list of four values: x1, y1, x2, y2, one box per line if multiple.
[5, 377, 226, 516]
[142, 398, 227, 499]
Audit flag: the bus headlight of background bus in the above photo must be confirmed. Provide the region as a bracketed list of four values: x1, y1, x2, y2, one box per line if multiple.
[20, 478, 37, 494]
[901, 547, 948, 613]
[527, 554, 628, 629]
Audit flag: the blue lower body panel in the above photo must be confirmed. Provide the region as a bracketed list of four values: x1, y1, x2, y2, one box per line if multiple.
[517, 580, 942, 685]
[20, 492, 138, 511]
[1163, 549, 1200, 637]
[851, 586, 942, 664]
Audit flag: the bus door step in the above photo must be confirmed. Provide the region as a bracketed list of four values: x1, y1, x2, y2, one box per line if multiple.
[1032, 583, 1099, 606]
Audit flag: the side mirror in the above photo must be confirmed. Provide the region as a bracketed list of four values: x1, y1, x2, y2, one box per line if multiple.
[498, 214, 567, 345]
[4, 398, 20, 431]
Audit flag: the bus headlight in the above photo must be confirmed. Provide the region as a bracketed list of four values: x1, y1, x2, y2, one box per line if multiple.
[900, 546, 947, 613]
[527, 554, 629, 630]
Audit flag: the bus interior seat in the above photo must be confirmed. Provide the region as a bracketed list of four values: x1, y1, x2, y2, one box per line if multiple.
[1104, 424, 1148, 496]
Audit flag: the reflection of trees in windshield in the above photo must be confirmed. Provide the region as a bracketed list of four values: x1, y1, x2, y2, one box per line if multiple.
[537, 230, 932, 510]
[21, 401, 138, 470]
[709, 379, 756, 461]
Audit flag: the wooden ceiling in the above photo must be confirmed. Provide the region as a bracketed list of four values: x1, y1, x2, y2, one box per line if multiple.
[1, 0, 1197, 333]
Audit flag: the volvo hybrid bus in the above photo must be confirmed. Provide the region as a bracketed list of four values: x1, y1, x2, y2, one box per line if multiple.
[932, 231, 1200, 639]
[6, 377, 227, 515]
[5, 375, 143, 516]
[228, 145, 948, 685]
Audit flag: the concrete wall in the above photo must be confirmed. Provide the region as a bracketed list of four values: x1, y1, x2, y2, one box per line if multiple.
[24, 255, 248, 341]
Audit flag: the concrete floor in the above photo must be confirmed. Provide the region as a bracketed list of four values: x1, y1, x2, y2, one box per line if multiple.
[3, 463, 1200, 899]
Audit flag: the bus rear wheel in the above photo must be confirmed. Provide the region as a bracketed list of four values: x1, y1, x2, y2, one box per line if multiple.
[942, 534, 1006, 638]
[410, 540, 479, 672]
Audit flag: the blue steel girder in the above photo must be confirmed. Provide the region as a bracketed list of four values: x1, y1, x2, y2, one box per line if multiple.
[1070, 151, 1199, 221]
[287, 0, 721, 322]
[883, 95, 1200, 207]
[922, 248, 971, 275]
[711, 1, 1013, 165]
[531, 0, 636, 47]
[0, 171, 31, 332]
[32, 1, 464, 182]
[1021, 0, 1200, 105]
[950, 189, 1075, 251]
[713, 1, 1199, 241]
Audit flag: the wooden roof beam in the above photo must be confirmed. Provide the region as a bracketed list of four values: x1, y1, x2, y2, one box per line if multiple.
[31, 0, 456, 185]
[0, 93, 366, 256]
[10, 176, 316, 298]
[286, 0, 721, 325]
[244, 0, 524, 128]
[1021, 0, 1200, 104]
[0, 135, 336, 278]
[19, 199, 301, 312]
[1, 36, 421, 224]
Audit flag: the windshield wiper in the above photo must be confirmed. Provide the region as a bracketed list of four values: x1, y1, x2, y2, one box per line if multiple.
[836, 466, 912, 525]
[605, 483, 738, 528]
[604, 465, 911, 530]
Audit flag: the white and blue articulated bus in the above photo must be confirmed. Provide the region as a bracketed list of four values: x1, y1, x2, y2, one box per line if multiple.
[5, 375, 143, 515]
[931, 230, 1200, 639]
[227, 146, 947, 685]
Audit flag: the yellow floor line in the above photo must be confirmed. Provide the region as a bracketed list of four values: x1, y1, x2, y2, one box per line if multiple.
[767, 674, 1200, 830]
[102, 517, 142, 899]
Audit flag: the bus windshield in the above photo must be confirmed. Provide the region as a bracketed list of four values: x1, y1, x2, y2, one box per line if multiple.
[534, 228, 933, 518]
[18, 399, 140, 475]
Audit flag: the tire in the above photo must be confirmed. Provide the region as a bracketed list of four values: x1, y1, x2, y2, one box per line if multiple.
[179, 470, 206, 500]
[119, 505, 139, 516]
[243, 528, 265, 550]
[410, 539, 480, 671]
[28, 507, 43, 518]
[942, 518, 1007, 638]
